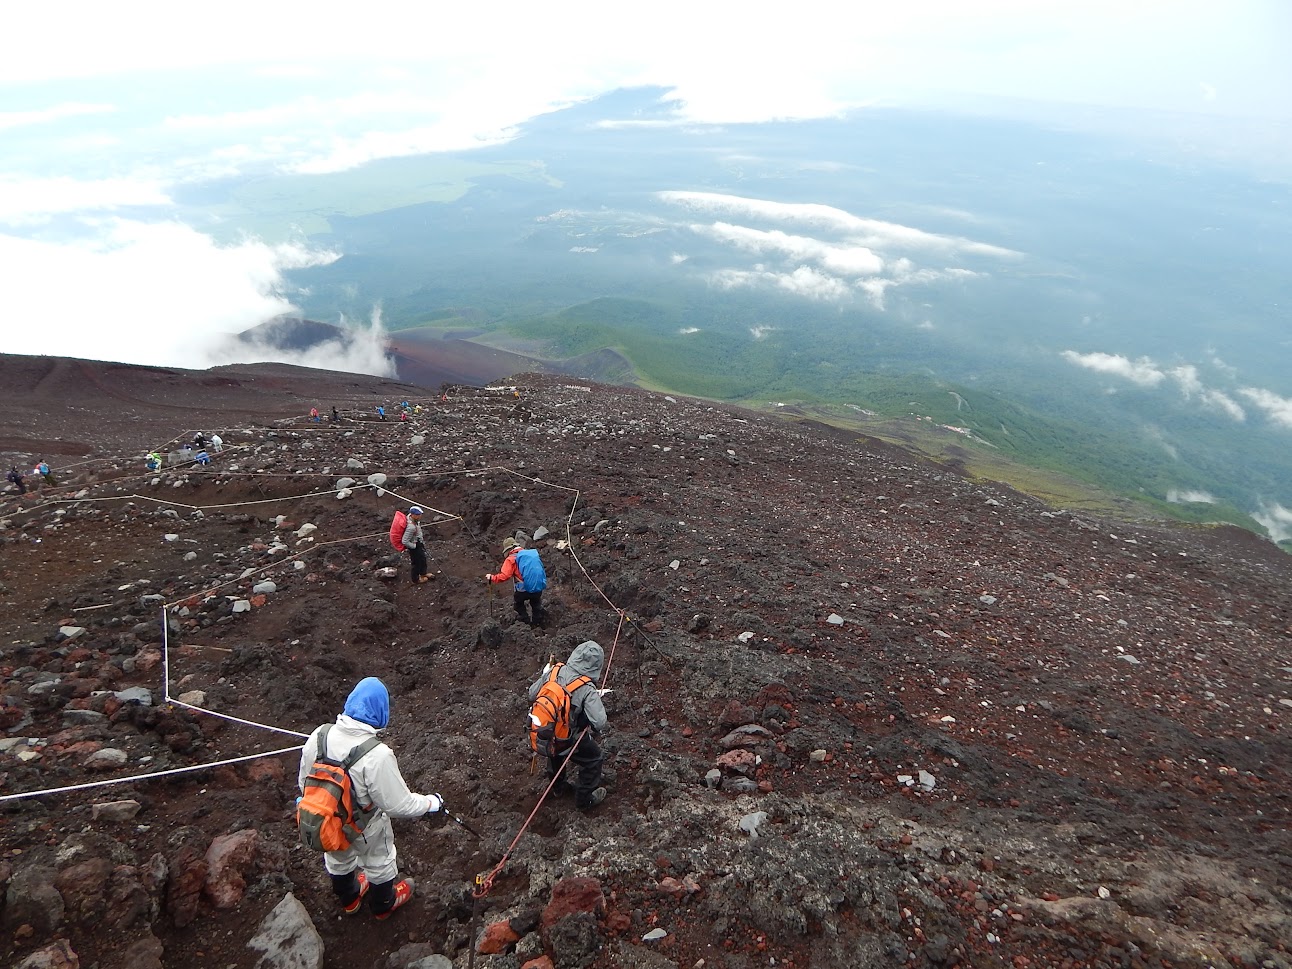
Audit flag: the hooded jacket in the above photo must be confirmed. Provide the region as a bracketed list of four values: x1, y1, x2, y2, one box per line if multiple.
[401, 516, 424, 550]
[297, 677, 431, 818]
[528, 641, 608, 734]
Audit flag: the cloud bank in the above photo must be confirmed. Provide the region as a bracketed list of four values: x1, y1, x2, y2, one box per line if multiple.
[659, 191, 1011, 310]
[0, 220, 390, 376]
[1061, 349, 1292, 431]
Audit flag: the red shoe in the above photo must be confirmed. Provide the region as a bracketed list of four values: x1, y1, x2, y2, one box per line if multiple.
[343, 871, 369, 915]
[373, 878, 415, 920]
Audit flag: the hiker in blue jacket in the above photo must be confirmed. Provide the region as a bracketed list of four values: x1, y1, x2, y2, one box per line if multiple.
[297, 677, 442, 919]
[485, 536, 548, 626]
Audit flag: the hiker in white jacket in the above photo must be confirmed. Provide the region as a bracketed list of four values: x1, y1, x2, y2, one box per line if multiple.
[297, 676, 441, 919]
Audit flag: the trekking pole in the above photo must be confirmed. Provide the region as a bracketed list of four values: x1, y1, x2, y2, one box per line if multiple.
[488, 581, 494, 619]
[442, 803, 483, 839]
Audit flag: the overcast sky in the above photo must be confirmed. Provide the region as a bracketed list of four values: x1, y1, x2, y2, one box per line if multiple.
[1, 0, 1288, 367]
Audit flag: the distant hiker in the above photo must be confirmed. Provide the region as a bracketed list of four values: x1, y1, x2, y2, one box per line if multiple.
[193, 432, 207, 450]
[6, 466, 25, 495]
[377, 405, 386, 421]
[485, 536, 548, 626]
[34, 461, 55, 486]
[331, 406, 340, 423]
[400, 410, 409, 422]
[297, 676, 441, 919]
[311, 407, 320, 423]
[145, 452, 162, 472]
[210, 433, 223, 452]
[527, 642, 608, 810]
[194, 450, 211, 467]
[403, 506, 431, 585]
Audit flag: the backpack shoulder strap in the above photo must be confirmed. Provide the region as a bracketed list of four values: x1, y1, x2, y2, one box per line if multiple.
[343, 736, 382, 769]
[315, 723, 331, 759]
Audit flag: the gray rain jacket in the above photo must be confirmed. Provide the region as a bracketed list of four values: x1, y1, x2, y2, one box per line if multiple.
[401, 517, 424, 550]
[529, 640, 608, 734]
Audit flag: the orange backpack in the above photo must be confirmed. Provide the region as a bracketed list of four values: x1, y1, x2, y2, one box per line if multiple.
[296, 725, 381, 852]
[527, 664, 592, 757]
[389, 511, 408, 552]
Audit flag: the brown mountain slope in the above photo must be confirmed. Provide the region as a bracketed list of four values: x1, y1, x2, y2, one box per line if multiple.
[0, 357, 1288, 969]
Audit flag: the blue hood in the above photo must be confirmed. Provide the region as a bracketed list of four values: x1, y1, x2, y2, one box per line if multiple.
[343, 677, 390, 729]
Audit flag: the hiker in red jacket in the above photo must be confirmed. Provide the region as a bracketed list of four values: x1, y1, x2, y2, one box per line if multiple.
[485, 536, 548, 626]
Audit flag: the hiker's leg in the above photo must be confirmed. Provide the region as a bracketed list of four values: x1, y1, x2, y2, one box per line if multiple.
[354, 814, 398, 886]
[530, 592, 546, 626]
[547, 750, 574, 792]
[570, 734, 604, 807]
[410, 544, 428, 582]
[323, 844, 361, 901]
[512, 590, 530, 623]
[329, 868, 363, 906]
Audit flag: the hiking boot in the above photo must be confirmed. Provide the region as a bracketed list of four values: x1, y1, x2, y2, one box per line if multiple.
[342, 871, 369, 915]
[417, 575, 431, 584]
[373, 878, 414, 920]
[577, 787, 607, 811]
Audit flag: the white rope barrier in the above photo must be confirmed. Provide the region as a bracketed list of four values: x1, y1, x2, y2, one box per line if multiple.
[0, 745, 307, 804]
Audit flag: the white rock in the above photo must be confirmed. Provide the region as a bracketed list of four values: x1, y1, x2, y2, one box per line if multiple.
[738, 811, 768, 837]
[809, 749, 828, 763]
[410, 435, 425, 445]
[366, 472, 387, 487]
[1097, 886, 1111, 899]
[1116, 654, 1141, 665]
[164, 533, 180, 542]
[59, 626, 86, 640]
[826, 613, 845, 625]
[177, 690, 207, 706]
[336, 489, 353, 500]
[183, 551, 197, 561]
[293, 561, 306, 571]
[918, 770, 936, 792]
[293, 523, 317, 538]
[335, 477, 356, 490]
[346, 458, 364, 470]
[642, 928, 668, 942]
[253, 581, 278, 595]
[737, 631, 755, 643]
[232, 599, 252, 613]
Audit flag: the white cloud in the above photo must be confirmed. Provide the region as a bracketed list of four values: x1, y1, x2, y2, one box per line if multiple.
[1201, 390, 1246, 421]
[662, 191, 1020, 258]
[1238, 387, 1292, 428]
[670, 253, 689, 264]
[1166, 489, 1216, 504]
[750, 325, 775, 340]
[0, 102, 115, 130]
[694, 222, 884, 276]
[0, 177, 172, 226]
[1252, 501, 1292, 544]
[678, 327, 699, 334]
[0, 221, 393, 374]
[1170, 364, 1245, 420]
[710, 265, 852, 302]
[1061, 350, 1166, 387]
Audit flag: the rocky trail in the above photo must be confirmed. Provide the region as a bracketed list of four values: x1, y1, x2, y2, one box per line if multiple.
[0, 357, 1289, 969]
